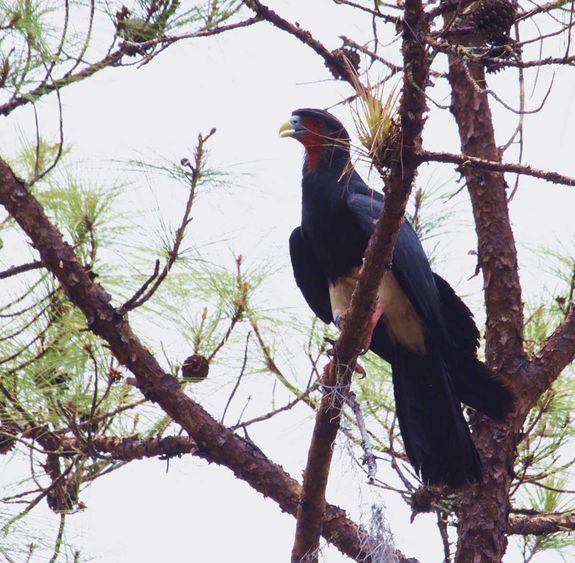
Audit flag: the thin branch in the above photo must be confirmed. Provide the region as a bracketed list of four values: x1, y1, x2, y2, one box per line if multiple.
[244, 0, 358, 86]
[58, 434, 198, 461]
[344, 390, 377, 482]
[0, 17, 261, 118]
[120, 129, 216, 313]
[0, 261, 44, 279]
[291, 0, 430, 559]
[220, 332, 251, 424]
[230, 382, 320, 431]
[417, 149, 575, 187]
[118, 259, 160, 313]
[48, 513, 66, 563]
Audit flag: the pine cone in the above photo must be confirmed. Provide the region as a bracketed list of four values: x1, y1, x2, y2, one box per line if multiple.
[326, 47, 360, 80]
[470, 0, 516, 45]
[182, 354, 209, 381]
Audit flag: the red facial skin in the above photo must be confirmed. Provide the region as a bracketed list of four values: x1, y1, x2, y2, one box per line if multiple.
[295, 116, 326, 173]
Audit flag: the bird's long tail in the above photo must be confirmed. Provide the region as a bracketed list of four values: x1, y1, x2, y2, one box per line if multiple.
[451, 354, 513, 421]
[432, 273, 514, 421]
[391, 345, 482, 488]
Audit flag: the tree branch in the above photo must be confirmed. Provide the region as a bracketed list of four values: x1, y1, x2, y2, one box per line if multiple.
[58, 434, 198, 461]
[0, 17, 261, 118]
[509, 511, 575, 536]
[0, 260, 44, 279]
[0, 158, 381, 561]
[290, 0, 430, 559]
[244, 0, 356, 85]
[417, 149, 575, 188]
[523, 306, 575, 399]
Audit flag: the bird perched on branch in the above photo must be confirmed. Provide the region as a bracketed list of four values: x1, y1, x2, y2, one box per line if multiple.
[279, 108, 513, 488]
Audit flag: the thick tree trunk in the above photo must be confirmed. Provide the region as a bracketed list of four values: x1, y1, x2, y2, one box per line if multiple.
[448, 57, 525, 562]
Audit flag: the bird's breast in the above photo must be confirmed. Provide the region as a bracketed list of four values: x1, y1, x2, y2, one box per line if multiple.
[329, 267, 426, 355]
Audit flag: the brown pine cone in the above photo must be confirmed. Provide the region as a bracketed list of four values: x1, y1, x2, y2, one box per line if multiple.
[470, 0, 517, 45]
[182, 354, 209, 381]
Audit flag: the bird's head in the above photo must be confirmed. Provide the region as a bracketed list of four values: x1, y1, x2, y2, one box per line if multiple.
[279, 108, 350, 172]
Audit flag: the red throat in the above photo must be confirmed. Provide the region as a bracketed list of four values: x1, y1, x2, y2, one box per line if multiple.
[300, 131, 324, 173]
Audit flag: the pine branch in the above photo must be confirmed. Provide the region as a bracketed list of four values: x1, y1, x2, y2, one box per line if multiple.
[58, 434, 198, 461]
[244, 0, 356, 85]
[417, 150, 575, 188]
[524, 306, 575, 399]
[0, 260, 44, 279]
[0, 158, 387, 561]
[509, 511, 575, 535]
[290, 0, 430, 559]
[0, 17, 261, 118]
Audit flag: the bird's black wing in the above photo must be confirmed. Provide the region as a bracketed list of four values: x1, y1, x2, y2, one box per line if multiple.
[346, 186, 512, 421]
[289, 227, 333, 324]
[345, 187, 446, 336]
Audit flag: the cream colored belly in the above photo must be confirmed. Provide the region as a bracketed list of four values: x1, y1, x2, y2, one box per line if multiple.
[328, 267, 426, 354]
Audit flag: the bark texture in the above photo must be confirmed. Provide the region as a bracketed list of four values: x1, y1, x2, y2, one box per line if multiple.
[0, 160, 374, 561]
[447, 52, 524, 563]
[290, 1, 429, 560]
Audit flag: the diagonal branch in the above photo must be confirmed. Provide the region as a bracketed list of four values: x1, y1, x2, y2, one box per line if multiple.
[244, 0, 356, 85]
[523, 306, 575, 399]
[0, 159, 383, 561]
[290, 1, 430, 560]
[0, 18, 260, 118]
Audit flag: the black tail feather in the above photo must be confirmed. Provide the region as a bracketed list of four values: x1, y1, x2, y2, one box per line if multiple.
[433, 272, 514, 420]
[452, 355, 514, 421]
[391, 346, 482, 488]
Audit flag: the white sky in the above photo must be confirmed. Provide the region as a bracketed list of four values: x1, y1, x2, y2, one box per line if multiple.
[1, 1, 574, 561]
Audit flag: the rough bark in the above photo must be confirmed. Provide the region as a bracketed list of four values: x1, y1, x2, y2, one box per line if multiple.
[58, 434, 198, 461]
[509, 511, 575, 536]
[290, 2, 430, 560]
[447, 50, 525, 563]
[0, 159, 374, 561]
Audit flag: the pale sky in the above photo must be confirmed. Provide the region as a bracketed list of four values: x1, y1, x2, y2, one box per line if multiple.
[1, 1, 574, 561]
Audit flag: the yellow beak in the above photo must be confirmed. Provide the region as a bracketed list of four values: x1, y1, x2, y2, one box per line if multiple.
[279, 120, 295, 138]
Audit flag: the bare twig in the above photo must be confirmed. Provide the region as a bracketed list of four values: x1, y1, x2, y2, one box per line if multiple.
[221, 332, 251, 424]
[0, 261, 44, 279]
[344, 390, 377, 482]
[417, 149, 575, 187]
[230, 382, 320, 431]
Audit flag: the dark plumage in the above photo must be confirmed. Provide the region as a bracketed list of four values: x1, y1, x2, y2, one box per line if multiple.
[280, 108, 513, 487]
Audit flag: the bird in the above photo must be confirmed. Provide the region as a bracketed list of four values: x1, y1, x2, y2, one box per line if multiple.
[279, 107, 513, 488]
